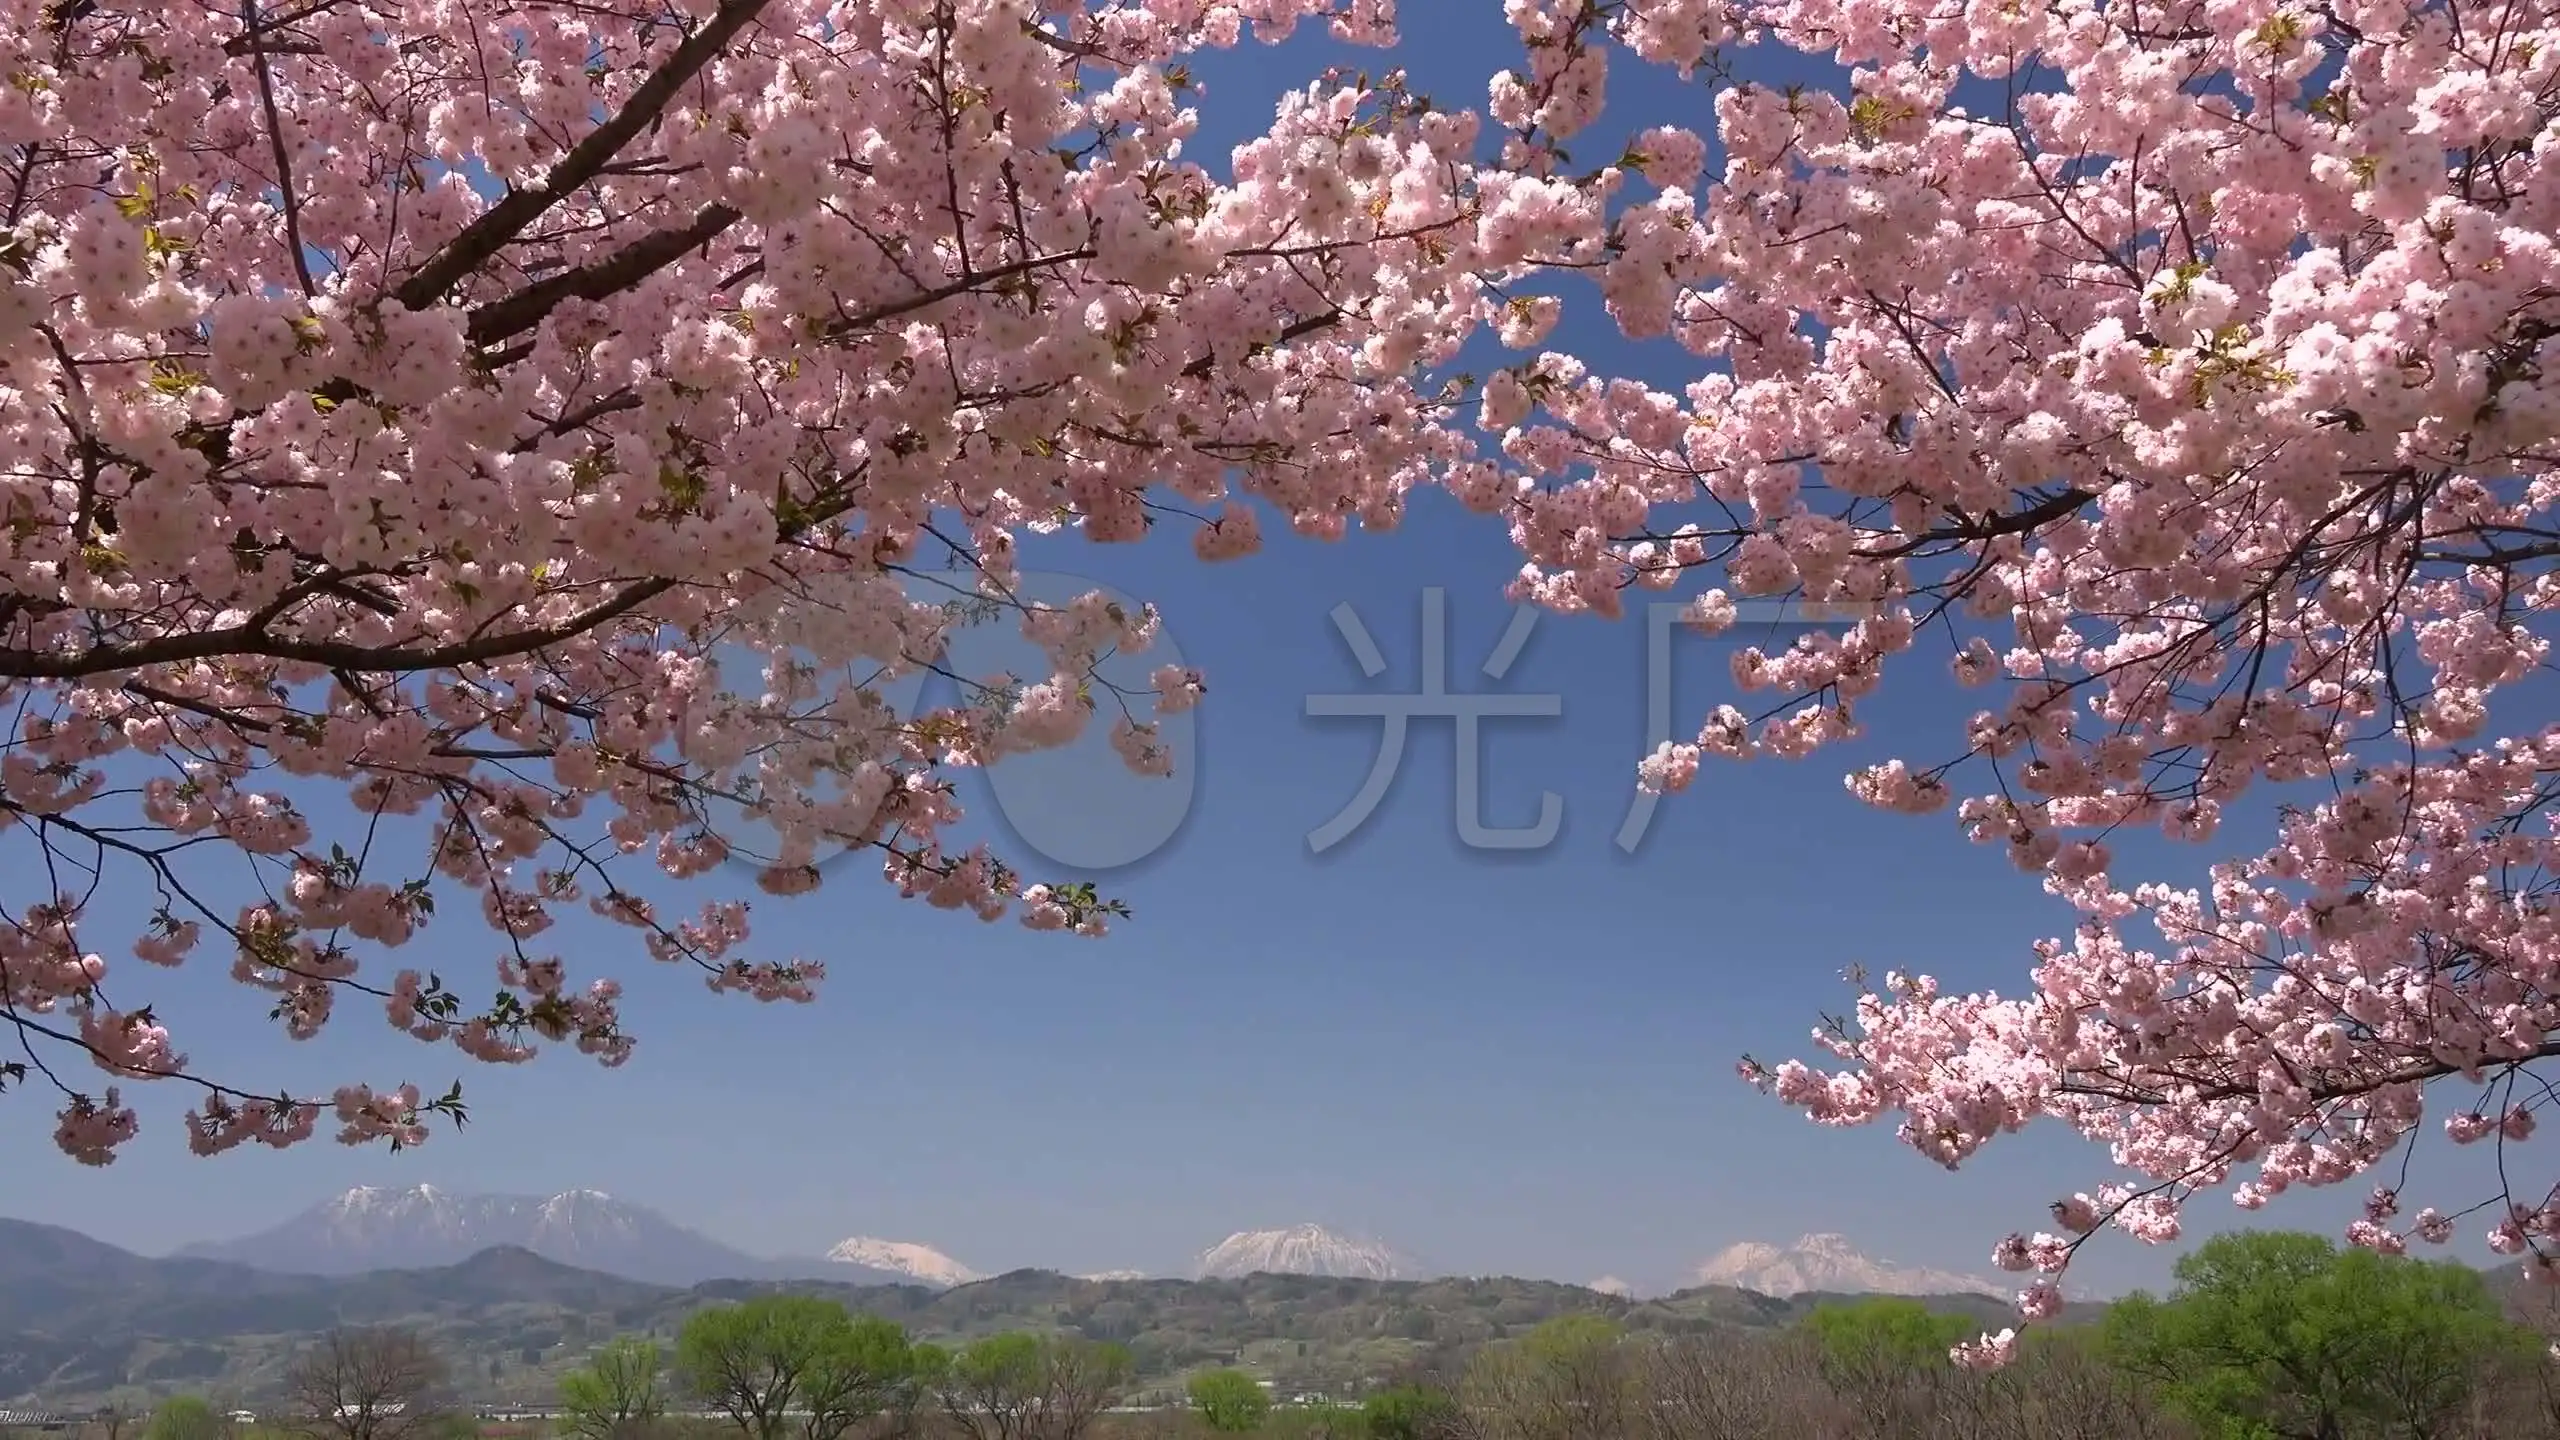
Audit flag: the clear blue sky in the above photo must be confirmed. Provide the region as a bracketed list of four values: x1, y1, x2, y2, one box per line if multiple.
[1, 8, 2519, 1300]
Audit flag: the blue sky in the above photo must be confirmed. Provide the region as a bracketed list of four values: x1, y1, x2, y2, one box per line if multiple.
[0, 7, 2524, 1300]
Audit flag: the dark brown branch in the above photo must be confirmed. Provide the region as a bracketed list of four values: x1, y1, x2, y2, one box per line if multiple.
[0, 483, 870, 680]
[0, 576, 677, 680]
[819, 246, 1097, 339]
[1860, 485, 2097, 560]
[390, 0, 773, 312]
[1180, 308, 1343, 378]
[2058, 1036, 2560, 1108]
[218, 0, 353, 54]
[244, 0, 320, 297]
[465, 203, 743, 347]
[509, 390, 643, 453]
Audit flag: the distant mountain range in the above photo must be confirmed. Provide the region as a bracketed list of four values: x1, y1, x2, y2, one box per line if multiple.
[154, 1187, 2057, 1305]
[0, 1217, 2105, 1410]
[174, 1186, 934, 1289]
[1691, 1233, 2011, 1301]
[6, 1208, 2534, 1409]
[1194, 1225, 1420, 1281]
[166, 1196, 1431, 1293]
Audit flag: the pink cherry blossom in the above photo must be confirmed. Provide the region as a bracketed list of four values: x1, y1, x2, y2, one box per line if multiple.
[8, 0, 2560, 1382]
[1449, 0, 2560, 1365]
[0, 0, 1489, 1162]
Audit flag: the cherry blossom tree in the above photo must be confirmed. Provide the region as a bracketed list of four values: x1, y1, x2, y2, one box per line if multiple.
[0, 0, 1478, 1162]
[1447, 0, 2560, 1367]
[10, 0, 2560, 1368]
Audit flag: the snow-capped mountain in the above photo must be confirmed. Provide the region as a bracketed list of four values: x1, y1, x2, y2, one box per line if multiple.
[177, 1186, 906, 1288]
[1194, 1224, 1420, 1281]
[1690, 1233, 2006, 1299]
[824, 1237, 981, 1287]
[1588, 1275, 1635, 1297]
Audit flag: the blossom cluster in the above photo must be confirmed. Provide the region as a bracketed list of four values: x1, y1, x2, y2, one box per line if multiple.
[9, 0, 2560, 1376]
[1455, 0, 2560, 1366]
[0, 0, 1490, 1162]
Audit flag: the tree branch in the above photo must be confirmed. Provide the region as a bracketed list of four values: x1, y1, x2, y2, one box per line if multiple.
[465, 203, 744, 347]
[244, 0, 320, 297]
[390, 0, 773, 312]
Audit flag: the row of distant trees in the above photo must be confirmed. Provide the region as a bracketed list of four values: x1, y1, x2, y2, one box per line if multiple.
[551, 1306, 1381, 1440]
[133, 1299, 1154, 1440]
[103, 1230, 2560, 1440]
[1385, 1230, 2560, 1440]
[549, 1231, 2560, 1439]
[75, 1331, 473, 1440]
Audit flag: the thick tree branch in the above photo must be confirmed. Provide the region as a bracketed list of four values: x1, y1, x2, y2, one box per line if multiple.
[390, 0, 773, 312]
[466, 203, 744, 347]
[1, 577, 678, 679]
[0, 485, 872, 680]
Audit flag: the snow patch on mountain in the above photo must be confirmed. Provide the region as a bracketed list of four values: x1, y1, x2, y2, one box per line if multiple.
[824, 1238, 982, 1287]
[315, 1184, 480, 1241]
[1195, 1225, 1418, 1281]
[1587, 1275, 1634, 1297]
[1080, 1269, 1149, 1282]
[1690, 1233, 2006, 1299]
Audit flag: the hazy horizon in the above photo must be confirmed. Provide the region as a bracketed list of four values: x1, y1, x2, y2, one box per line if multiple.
[15, 1185, 2120, 1297]
[13, 1158, 2512, 1305]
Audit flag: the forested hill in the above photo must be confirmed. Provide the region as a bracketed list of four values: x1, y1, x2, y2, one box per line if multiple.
[0, 1218, 2084, 1406]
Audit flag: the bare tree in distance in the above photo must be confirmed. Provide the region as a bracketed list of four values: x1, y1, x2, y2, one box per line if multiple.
[1378, 1346, 1472, 1402]
[284, 1328, 449, 1440]
[2501, 1289, 2560, 1440]
[1458, 1317, 1638, 1440]
[1989, 1332, 2184, 1440]
[1631, 1332, 1840, 1440]
[85, 1406, 137, 1440]
[1038, 1339, 1133, 1440]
